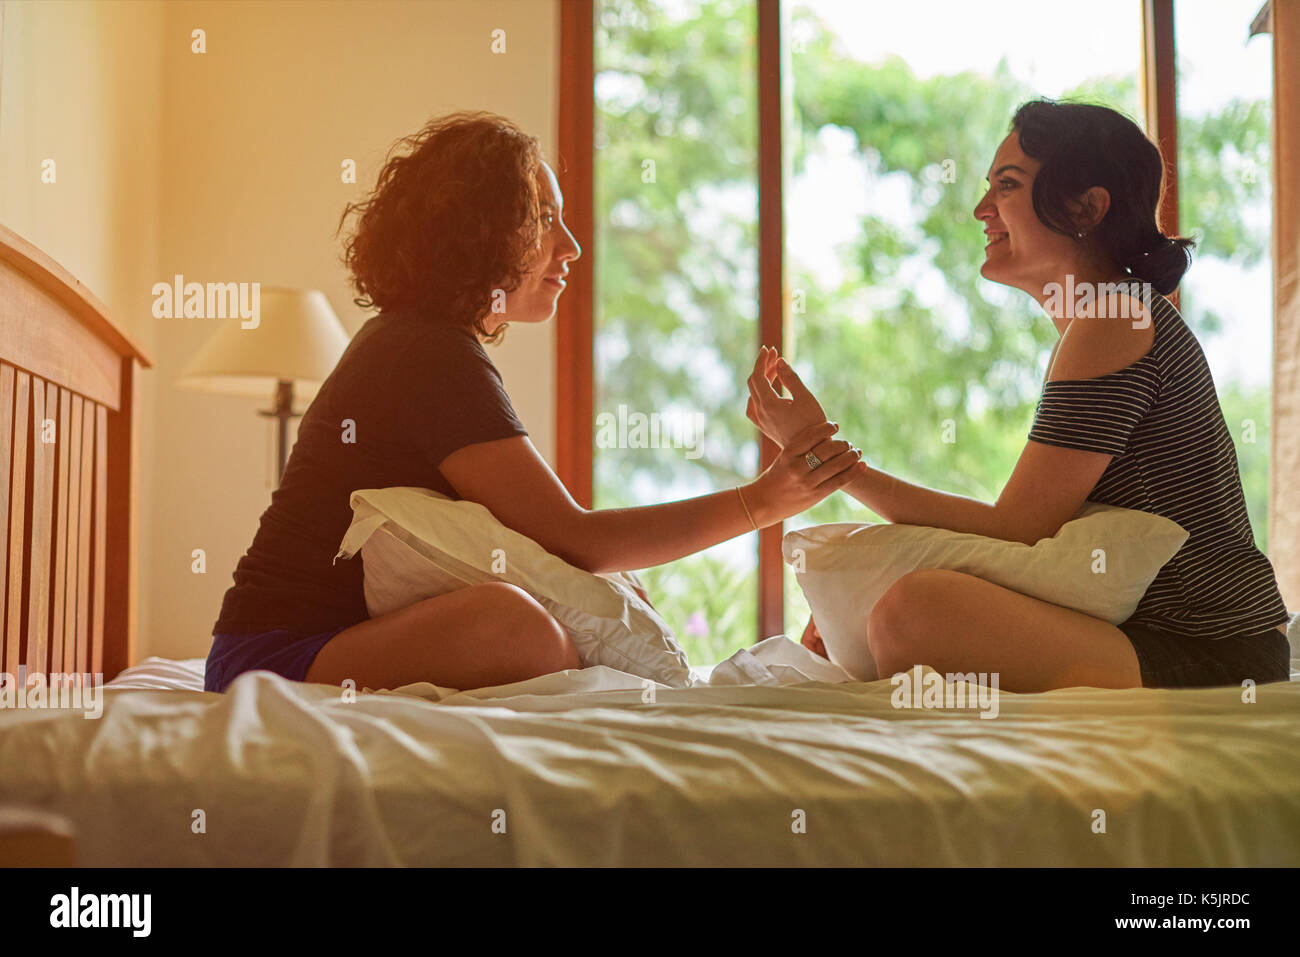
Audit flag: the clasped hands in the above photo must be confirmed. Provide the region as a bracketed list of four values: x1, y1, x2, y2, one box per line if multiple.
[746, 345, 847, 661]
[746, 345, 850, 479]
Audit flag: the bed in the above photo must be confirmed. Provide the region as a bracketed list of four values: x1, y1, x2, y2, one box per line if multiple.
[1, 224, 1298, 867]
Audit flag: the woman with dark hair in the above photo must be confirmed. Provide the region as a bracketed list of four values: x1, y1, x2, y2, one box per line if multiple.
[205, 111, 867, 694]
[749, 98, 1290, 692]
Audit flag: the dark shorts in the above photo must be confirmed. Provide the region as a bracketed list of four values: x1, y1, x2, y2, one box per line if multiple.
[204, 626, 351, 693]
[1119, 620, 1292, 689]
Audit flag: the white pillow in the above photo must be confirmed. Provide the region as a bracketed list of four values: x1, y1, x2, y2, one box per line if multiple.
[782, 501, 1188, 681]
[333, 487, 693, 688]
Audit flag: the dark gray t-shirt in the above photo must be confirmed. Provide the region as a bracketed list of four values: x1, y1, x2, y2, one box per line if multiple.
[213, 308, 527, 635]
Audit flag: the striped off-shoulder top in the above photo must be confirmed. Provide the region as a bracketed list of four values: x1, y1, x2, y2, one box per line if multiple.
[1027, 280, 1289, 639]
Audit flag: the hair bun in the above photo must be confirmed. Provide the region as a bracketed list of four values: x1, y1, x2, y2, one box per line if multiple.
[1125, 233, 1195, 296]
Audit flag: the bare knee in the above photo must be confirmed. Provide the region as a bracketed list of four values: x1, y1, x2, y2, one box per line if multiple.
[867, 597, 906, 676]
[472, 583, 579, 677]
[868, 571, 934, 675]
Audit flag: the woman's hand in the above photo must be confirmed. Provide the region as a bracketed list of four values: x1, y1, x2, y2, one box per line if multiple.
[746, 346, 830, 448]
[745, 420, 866, 527]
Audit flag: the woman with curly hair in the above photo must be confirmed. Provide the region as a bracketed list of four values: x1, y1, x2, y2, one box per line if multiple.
[749, 99, 1290, 691]
[205, 111, 866, 694]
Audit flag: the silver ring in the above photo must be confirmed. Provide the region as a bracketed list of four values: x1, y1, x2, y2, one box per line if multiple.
[804, 451, 823, 471]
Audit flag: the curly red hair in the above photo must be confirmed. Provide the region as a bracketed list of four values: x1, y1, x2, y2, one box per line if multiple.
[337, 111, 544, 342]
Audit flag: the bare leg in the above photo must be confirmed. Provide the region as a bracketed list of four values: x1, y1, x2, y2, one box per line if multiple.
[304, 582, 580, 691]
[866, 569, 1142, 692]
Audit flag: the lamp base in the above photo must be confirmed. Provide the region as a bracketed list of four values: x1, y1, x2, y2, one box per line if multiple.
[255, 379, 302, 485]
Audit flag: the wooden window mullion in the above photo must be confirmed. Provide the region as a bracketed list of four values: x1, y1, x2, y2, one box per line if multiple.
[1143, 0, 1180, 307]
[756, 0, 785, 641]
[557, 0, 596, 509]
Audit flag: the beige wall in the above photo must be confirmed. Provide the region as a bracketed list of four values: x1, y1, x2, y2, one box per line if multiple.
[1, 0, 560, 662]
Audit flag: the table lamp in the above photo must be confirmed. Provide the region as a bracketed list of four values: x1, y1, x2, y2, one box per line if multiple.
[176, 286, 350, 484]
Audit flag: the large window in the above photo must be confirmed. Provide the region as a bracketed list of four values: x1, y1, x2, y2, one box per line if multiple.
[1173, 1, 1274, 550]
[569, 0, 1274, 666]
[781, 0, 1145, 634]
[592, 0, 760, 665]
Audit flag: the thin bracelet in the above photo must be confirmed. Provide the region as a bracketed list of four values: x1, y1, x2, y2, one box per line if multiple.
[736, 485, 757, 530]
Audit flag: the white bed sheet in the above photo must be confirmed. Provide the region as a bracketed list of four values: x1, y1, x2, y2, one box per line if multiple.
[2, 630, 1298, 866]
[103, 633, 845, 694]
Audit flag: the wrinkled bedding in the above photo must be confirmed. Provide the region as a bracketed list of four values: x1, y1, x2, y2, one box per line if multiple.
[1, 635, 1297, 866]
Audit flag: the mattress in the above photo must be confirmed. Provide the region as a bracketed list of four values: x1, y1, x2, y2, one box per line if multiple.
[1, 626, 1298, 866]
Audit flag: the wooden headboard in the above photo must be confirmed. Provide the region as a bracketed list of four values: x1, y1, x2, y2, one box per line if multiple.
[0, 223, 150, 682]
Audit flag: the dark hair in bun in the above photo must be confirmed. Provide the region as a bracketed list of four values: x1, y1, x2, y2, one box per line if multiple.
[1010, 98, 1195, 295]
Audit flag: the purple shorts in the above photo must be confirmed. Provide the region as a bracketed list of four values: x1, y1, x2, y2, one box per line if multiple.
[204, 626, 351, 693]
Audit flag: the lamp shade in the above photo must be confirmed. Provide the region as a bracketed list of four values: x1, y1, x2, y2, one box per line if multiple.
[175, 286, 350, 398]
